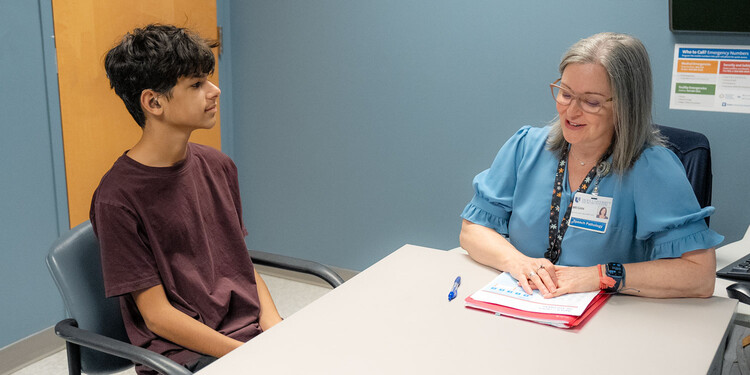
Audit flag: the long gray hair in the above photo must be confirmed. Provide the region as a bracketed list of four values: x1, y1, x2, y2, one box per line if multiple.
[547, 32, 664, 173]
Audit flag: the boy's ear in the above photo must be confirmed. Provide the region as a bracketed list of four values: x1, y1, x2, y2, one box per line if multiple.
[140, 89, 163, 116]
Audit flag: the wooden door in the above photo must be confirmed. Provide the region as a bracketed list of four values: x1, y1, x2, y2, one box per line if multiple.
[52, 0, 221, 228]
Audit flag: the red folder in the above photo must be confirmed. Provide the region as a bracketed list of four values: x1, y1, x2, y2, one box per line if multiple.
[465, 292, 610, 329]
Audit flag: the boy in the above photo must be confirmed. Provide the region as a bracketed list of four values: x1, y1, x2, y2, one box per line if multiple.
[90, 24, 282, 374]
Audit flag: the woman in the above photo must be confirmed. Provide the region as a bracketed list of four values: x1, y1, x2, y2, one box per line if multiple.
[459, 32, 722, 299]
[597, 207, 608, 219]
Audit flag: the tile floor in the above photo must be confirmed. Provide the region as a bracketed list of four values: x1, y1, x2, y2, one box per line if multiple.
[11, 273, 332, 374]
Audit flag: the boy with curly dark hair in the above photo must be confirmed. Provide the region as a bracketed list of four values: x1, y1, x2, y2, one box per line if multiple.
[91, 24, 282, 374]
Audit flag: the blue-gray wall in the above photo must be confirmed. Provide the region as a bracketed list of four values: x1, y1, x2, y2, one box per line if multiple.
[229, 1, 750, 271]
[0, 0, 65, 348]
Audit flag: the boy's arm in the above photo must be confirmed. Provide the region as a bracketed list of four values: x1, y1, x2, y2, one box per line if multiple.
[132, 284, 243, 358]
[254, 270, 283, 330]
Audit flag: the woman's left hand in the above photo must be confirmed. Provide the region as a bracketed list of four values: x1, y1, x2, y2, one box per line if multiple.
[542, 265, 600, 298]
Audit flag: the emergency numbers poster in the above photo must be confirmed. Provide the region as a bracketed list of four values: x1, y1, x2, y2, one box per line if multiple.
[670, 44, 750, 114]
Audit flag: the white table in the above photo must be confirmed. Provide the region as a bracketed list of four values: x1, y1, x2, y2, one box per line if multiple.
[715, 225, 750, 321]
[200, 244, 737, 375]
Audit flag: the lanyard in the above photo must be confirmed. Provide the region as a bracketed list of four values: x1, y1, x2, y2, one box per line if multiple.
[544, 146, 611, 264]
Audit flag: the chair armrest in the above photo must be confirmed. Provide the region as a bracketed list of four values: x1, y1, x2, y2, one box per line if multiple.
[249, 249, 345, 288]
[55, 319, 193, 375]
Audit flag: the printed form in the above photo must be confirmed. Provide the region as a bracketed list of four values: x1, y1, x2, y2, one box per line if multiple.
[469, 272, 599, 316]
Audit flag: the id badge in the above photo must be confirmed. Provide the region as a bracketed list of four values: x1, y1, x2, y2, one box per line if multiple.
[568, 192, 612, 234]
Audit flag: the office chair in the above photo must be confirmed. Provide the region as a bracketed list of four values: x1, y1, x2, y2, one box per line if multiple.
[653, 124, 713, 226]
[46, 220, 344, 375]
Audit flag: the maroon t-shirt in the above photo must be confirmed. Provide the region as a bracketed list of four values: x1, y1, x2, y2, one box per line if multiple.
[90, 143, 262, 374]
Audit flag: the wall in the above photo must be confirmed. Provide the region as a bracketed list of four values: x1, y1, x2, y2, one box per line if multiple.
[229, 1, 750, 270]
[0, 0, 65, 348]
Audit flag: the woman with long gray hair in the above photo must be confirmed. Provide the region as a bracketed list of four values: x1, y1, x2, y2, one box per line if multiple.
[460, 32, 722, 298]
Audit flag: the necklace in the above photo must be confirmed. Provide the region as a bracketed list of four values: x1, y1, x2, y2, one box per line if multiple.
[569, 149, 599, 166]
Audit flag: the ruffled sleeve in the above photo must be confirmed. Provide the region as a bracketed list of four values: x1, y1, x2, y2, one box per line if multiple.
[461, 126, 534, 235]
[633, 147, 724, 259]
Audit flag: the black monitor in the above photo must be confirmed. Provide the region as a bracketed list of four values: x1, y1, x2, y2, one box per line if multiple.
[670, 0, 750, 33]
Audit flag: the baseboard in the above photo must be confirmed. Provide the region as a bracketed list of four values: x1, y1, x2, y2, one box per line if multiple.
[255, 264, 358, 288]
[0, 326, 64, 375]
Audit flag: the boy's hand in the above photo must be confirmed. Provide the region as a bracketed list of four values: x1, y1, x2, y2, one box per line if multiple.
[132, 284, 243, 357]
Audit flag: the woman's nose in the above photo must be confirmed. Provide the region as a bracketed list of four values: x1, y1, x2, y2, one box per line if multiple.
[566, 97, 583, 117]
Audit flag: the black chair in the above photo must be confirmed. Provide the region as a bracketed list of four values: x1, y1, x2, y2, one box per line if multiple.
[46, 220, 344, 375]
[654, 124, 713, 226]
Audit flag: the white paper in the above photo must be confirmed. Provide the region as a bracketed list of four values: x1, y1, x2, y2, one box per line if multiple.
[469, 272, 599, 316]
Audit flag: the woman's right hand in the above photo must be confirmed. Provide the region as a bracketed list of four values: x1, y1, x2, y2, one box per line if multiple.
[460, 219, 558, 295]
[506, 255, 558, 296]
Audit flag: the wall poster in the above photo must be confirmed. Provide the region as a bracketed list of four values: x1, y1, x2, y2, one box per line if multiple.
[670, 44, 750, 114]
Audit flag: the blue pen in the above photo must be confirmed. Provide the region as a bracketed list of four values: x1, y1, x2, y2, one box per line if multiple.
[448, 276, 461, 301]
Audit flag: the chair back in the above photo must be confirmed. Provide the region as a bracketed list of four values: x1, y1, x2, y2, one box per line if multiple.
[46, 221, 133, 374]
[654, 124, 713, 225]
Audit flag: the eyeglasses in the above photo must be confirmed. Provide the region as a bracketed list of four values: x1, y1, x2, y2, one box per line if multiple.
[550, 79, 613, 114]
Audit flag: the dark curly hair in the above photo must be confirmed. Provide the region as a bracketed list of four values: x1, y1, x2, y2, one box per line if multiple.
[104, 24, 219, 127]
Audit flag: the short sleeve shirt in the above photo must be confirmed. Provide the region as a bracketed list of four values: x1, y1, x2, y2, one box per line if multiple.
[90, 143, 262, 373]
[461, 126, 724, 266]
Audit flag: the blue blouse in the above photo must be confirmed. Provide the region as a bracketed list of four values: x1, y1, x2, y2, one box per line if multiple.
[461, 126, 723, 267]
